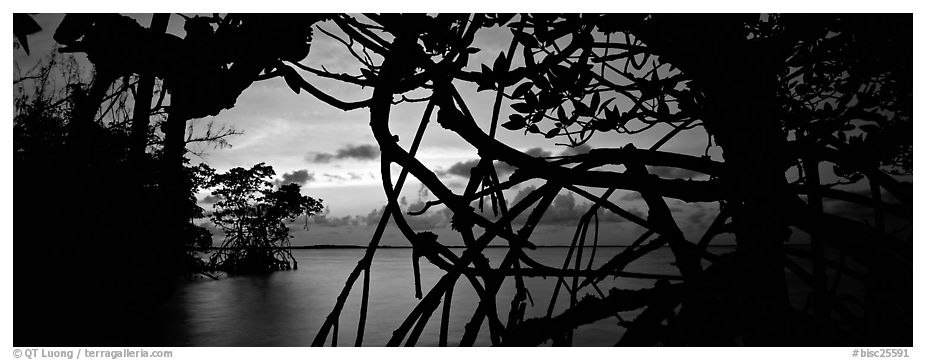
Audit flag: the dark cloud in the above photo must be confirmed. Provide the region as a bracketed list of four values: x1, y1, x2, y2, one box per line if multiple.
[437, 147, 562, 180]
[362, 206, 386, 226]
[404, 200, 453, 230]
[541, 192, 585, 225]
[358, 202, 451, 231]
[442, 159, 479, 178]
[274, 169, 314, 187]
[619, 192, 643, 202]
[284, 169, 314, 184]
[310, 144, 381, 163]
[506, 186, 628, 225]
[417, 184, 430, 199]
[438, 159, 519, 179]
[348, 185, 643, 231]
[648, 166, 705, 179]
[558, 143, 593, 156]
[313, 153, 335, 163]
[525, 147, 553, 158]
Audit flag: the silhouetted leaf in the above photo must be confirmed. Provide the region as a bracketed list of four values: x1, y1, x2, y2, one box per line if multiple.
[281, 66, 303, 94]
[512, 82, 533, 99]
[523, 46, 536, 68]
[525, 90, 538, 108]
[511, 102, 533, 113]
[545, 127, 561, 138]
[481, 64, 493, 77]
[502, 115, 526, 130]
[513, 30, 538, 48]
[657, 100, 670, 117]
[493, 52, 507, 74]
[530, 111, 545, 124]
[533, 74, 550, 90]
[499, 71, 522, 88]
[572, 98, 590, 116]
[551, 64, 571, 81]
[538, 91, 560, 110]
[599, 98, 615, 115]
[527, 124, 540, 134]
[556, 106, 568, 124]
[590, 92, 600, 114]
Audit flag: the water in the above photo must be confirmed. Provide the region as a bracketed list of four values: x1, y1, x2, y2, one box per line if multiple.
[162, 247, 682, 346]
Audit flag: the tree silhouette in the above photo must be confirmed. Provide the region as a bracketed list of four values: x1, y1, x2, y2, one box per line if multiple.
[12, 14, 312, 345]
[13, 47, 228, 345]
[200, 163, 324, 273]
[15, 13, 911, 346]
[280, 14, 909, 346]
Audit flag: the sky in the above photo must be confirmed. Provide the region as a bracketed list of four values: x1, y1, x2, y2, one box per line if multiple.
[13, 13, 908, 247]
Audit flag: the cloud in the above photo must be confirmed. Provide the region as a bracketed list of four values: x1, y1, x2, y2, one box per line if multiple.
[558, 143, 593, 156]
[619, 192, 644, 202]
[310, 144, 381, 163]
[348, 186, 642, 232]
[525, 147, 553, 158]
[436, 147, 558, 180]
[358, 203, 452, 231]
[506, 186, 628, 225]
[438, 159, 519, 179]
[283, 169, 314, 184]
[648, 166, 705, 179]
[404, 200, 453, 230]
[441, 159, 480, 178]
[274, 169, 315, 187]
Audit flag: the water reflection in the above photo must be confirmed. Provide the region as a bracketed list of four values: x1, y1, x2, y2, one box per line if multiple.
[162, 248, 677, 346]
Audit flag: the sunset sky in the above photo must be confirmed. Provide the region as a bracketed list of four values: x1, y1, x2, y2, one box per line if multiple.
[16, 13, 893, 247]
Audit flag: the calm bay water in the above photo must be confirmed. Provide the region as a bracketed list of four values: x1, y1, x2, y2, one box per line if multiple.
[161, 247, 681, 346]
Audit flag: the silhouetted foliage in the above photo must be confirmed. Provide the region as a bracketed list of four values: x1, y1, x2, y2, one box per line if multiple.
[14, 37, 243, 345]
[199, 163, 324, 273]
[283, 14, 911, 347]
[14, 13, 911, 347]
